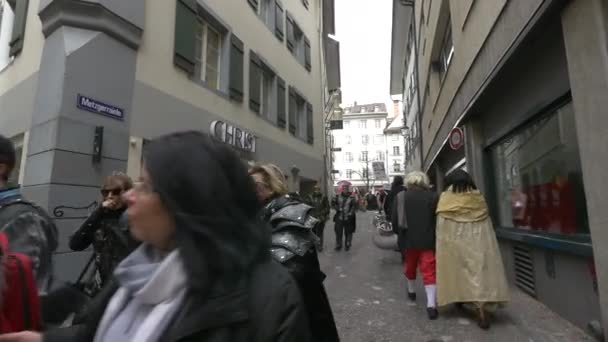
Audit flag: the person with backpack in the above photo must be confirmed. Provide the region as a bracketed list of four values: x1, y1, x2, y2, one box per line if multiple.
[0, 231, 41, 334]
[0, 135, 58, 294]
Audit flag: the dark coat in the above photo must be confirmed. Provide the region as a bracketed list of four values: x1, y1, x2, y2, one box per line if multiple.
[43, 257, 312, 342]
[384, 186, 405, 219]
[391, 186, 438, 250]
[264, 195, 340, 342]
[69, 206, 139, 293]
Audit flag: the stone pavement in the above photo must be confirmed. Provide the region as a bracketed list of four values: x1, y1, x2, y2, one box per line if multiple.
[318, 211, 594, 342]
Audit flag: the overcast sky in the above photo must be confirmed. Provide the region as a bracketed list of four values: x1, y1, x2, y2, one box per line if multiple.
[334, 0, 393, 107]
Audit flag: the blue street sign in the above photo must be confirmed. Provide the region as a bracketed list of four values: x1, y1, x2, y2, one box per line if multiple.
[77, 94, 124, 120]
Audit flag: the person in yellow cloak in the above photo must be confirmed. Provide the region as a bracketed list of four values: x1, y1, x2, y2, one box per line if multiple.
[435, 169, 510, 329]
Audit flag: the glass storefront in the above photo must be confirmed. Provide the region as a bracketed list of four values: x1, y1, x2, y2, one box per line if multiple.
[490, 102, 589, 236]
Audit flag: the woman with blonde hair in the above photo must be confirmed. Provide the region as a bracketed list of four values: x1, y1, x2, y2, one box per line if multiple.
[435, 169, 509, 329]
[249, 164, 339, 342]
[391, 171, 439, 320]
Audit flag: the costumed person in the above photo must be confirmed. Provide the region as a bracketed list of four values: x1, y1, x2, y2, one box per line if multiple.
[305, 184, 330, 251]
[69, 173, 139, 296]
[435, 169, 510, 329]
[332, 185, 356, 251]
[391, 171, 439, 320]
[249, 164, 340, 342]
[384, 176, 405, 219]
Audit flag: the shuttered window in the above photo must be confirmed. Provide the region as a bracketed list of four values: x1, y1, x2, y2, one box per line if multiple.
[306, 102, 313, 144]
[174, 0, 197, 75]
[304, 37, 311, 71]
[247, 0, 258, 11]
[6, 0, 28, 57]
[229, 34, 244, 102]
[277, 77, 286, 128]
[286, 13, 295, 52]
[249, 51, 262, 114]
[288, 87, 297, 134]
[274, 0, 284, 41]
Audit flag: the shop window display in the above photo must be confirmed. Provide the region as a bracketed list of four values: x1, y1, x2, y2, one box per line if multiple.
[490, 102, 589, 236]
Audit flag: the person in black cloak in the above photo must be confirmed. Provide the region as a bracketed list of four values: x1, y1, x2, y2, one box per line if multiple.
[249, 163, 340, 342]
[1, 131, 311, 342]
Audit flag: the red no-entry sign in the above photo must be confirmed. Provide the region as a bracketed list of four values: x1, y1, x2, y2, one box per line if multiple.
[449, 127, 464, 150]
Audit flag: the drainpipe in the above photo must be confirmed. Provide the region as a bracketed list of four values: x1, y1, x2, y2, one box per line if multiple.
[410, 3, 424, 171]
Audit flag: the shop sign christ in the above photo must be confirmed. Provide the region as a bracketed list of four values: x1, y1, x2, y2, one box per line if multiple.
[210, 120, 256, 153]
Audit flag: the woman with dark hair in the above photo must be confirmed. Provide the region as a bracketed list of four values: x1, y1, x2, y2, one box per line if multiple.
[435, 169, 509, 330]
[1, 131, 311, 342]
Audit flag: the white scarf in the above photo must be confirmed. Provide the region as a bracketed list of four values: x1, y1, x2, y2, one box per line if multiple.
[93, 246, 188, 342]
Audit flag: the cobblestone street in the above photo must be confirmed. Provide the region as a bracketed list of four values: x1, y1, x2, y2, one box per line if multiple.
[319, 211, 594, 342]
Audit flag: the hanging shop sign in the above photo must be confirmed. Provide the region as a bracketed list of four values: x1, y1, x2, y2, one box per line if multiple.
[210, 120, 256, 153]
[448, 127, 464, 150]
[329, 120, 343, 130]
[372, 161, 387, 179]
[77, 94, 124, 121]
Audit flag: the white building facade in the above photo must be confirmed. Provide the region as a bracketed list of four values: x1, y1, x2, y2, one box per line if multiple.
[331, 103, 390, 191]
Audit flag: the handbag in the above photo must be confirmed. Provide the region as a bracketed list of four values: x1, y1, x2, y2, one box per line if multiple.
[371, 214, 398, 250]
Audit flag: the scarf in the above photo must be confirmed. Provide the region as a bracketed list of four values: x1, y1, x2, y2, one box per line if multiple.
[94, 245, 188, 342]
[436, 189, 489, 222]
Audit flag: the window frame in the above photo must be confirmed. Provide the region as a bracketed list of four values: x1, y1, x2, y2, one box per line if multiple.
[195, 19, 222, 90]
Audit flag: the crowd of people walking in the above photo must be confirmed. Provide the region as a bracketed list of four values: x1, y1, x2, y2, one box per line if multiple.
[0, 129, 511, 341]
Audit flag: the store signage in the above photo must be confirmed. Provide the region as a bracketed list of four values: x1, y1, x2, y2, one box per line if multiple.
[77, 94, 124, 120]
[330, 120, 343, 130]
[330, 147, 342, 152]
[331, 170, 340, 174]
[448, 127, 464, 150]
[210, 120, 256, 153]
[372, 161, 387, 179]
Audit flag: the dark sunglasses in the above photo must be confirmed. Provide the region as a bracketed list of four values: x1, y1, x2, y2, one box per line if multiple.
[101, 188, 123, 197]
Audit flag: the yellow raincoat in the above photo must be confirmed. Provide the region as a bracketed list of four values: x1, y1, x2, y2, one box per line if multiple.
[435, 189, 510, 307]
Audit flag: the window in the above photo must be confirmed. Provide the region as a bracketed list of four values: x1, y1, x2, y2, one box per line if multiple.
[359, 120, 367, 129]
[393, 160, 401, 172]
[362, 167, 370, 179]
[345, 135, 352, 144]
[392, 134, 399, 141]
[288, 86, 312, 143]
[0, 0, 28, 71]
[258, 0, 274, 28]
[195, 20, 222, 90]
[359, 151, 368, 162]
[438, 18, 454, 80]
[7, 133, 24, 186]
[344, 152, 353, 162]
[393, 146, 400, 156]
[346, 169, 353, 179]
[375, 151, 385, 161]
[259, 68, 275, 120]
[362, 135, 369, 145]
[374, 135, 383, 145]
[286, 13, 310, 71]
[490, 102, 589, 236]
[344, 121, 350, 129]
[375, 119, 382, 128]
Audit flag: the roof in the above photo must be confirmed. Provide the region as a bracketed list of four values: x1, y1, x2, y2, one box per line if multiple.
[343, 103, 387, 115]
[385, 111, 404, 133]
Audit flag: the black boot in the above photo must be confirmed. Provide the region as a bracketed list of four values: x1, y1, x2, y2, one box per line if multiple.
[334, 245, 342, 251]
[345, 233, 353, 251]
[427, 307, 439, 320]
